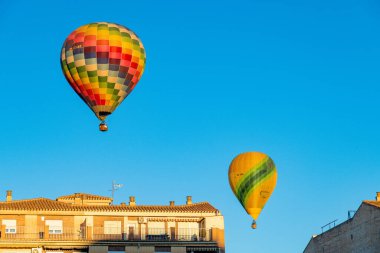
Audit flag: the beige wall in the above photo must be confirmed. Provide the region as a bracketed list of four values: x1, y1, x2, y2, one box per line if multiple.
[0, 214, 25, 226]
[125, 246, 137, 253]
[89, 246, 107, 253]
[138, 246, 154, 253]
[94, 216, 124, 228]
[204, 215, 224, 230]
[74, 216, 87, 231]
[171, 247, 186, 253]
[204, 215, 225, 252]
[204, 215, 225, 250]
[41, 215, 73, 230]
[0, 250, 30, 253]
[24, 215, 37, 237]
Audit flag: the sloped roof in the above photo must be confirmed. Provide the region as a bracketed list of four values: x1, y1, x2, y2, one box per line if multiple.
[363, 200, 380, 208]
[0, 198, 218, 213]
[0, 198, 75, 211]
[57, 193, 112, 201]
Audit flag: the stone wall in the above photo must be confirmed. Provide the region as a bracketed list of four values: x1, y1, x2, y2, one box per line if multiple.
[304, 203, 380, 253]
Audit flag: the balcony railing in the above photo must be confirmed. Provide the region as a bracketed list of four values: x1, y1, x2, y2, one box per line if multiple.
[0, 226, 84, 240]
[0, 226, 212, 242]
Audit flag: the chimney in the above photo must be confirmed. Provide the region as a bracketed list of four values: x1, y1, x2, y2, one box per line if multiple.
[186, 196, 192, 205]
[376, 192, 380, 202]
[169, 201, 175, 206]
[74, 193, 81, 205]
[129, 196, 136, 206]
[6, 190, 12, 202]
[121, 202, 126, 206]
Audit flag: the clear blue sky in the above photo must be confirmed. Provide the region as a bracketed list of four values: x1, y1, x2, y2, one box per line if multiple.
[1, 0, 380, 252]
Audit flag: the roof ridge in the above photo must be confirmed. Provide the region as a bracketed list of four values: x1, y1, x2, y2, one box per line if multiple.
[57, 192, 112, 200]
[0, 197, 52, 203]
[0, 198, 73, 205]
[118, 201, 212, 207]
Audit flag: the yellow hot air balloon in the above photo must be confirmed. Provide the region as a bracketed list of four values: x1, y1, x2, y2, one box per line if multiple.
[228, 152, 277, 229]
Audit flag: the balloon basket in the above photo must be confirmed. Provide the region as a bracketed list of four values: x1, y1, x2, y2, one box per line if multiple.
[251, 220, 257, 229]
[99, 122, 108, 132]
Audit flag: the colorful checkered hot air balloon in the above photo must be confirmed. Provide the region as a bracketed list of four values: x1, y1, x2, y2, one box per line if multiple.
[228, 152, 277, 229]
[60, 22, 146, 131]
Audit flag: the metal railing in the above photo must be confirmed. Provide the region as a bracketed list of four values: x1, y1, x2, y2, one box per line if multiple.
[0, 226, 211, 242]
[0, 226, 84, 240]
[321, 219, 338, 233]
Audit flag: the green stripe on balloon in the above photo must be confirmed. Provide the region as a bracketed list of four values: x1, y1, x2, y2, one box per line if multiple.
[236, 167, 270, 204]
[242, 169, 276, 206]
[236, 158, 275, 205]
[235, 157, 269, 191]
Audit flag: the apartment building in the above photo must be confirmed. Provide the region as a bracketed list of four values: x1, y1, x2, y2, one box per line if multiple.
[0, 191, 225, 253]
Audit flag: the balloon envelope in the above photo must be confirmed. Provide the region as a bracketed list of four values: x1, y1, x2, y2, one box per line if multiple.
[60, 22, 146, 122]
[228, 152, 277, 226]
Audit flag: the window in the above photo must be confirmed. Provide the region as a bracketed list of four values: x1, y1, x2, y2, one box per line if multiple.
[178, 222, 199, 241]
[2, 220, 16, 234]
[104, 221, 121, 234]
[45, 220, 63, 234]
[148, 222, 166, 235]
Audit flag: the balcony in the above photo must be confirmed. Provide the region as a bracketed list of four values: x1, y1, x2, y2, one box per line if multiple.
[0, 226, 213, 242]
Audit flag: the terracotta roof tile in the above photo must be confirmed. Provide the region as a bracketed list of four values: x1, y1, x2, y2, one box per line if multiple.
[0, 198, 74, 211]
[56, 193, 112, 201]
[0, 198, 218, 213]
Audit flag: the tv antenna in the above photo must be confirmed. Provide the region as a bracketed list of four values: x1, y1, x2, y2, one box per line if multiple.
[110, 180, 123, 205]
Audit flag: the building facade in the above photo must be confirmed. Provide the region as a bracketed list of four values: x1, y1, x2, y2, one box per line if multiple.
[304, 192, 380, 253]
[0, 191, 225, 253]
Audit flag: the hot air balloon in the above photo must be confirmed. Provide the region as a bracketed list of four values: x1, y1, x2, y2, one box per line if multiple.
[60, 22, 146, 131]
[228, 152, 277, 229]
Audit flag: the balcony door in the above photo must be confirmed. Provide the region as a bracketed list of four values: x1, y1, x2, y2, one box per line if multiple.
[104, 221, 122, 240]
[170, 227, 176, 241]
[127, 224, 135, 240]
